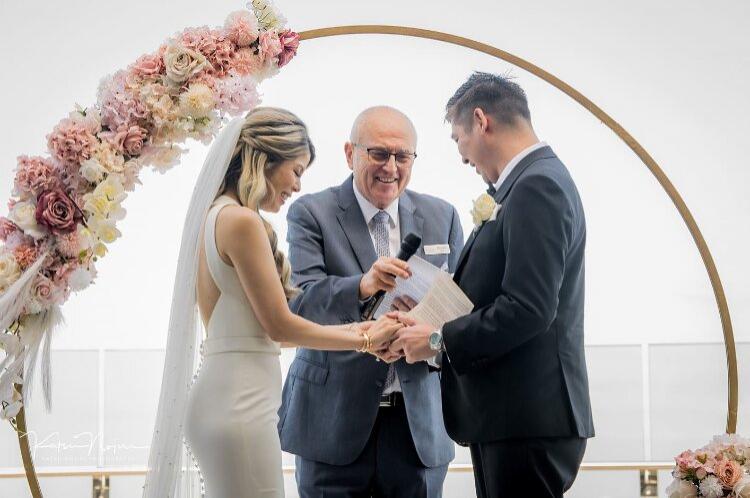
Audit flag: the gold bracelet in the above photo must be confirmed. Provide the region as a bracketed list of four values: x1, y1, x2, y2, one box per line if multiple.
[358, 332, 371, 353]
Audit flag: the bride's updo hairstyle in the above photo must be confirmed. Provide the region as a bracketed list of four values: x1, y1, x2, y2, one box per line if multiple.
[221, 107, 315, 300]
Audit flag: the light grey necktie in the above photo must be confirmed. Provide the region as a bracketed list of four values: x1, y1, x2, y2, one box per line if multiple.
[370, 211, 397, 392]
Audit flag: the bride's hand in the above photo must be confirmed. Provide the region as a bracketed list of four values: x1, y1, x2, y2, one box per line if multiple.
[355, 317, 402, 352]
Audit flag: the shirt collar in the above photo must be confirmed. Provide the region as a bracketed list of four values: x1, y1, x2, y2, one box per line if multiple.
[352, 177, 400, 226]
[493, 141, 549, 191]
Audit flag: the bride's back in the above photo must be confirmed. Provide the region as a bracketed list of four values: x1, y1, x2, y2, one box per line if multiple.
[196, 194, 279, 353]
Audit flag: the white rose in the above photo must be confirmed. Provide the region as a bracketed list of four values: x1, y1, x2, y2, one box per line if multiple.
[470, 193, 498, 227]
[666, 478, 698, 498]
[0, 251, 21, 292]
[163, 43, 208, 86]
[179, 83, 215, 118]
[9, 201, 47, 239]
[735, 478, 750, 498]
[79, 158, 107, 184]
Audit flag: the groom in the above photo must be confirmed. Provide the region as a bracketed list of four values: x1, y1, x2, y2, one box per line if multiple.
[279, 106, 463, 497]
[390, 73, 595, 497]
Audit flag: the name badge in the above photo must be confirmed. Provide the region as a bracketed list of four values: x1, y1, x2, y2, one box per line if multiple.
[424, 244, 450, 255]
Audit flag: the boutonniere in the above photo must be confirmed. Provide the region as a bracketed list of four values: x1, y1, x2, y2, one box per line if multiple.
[470, 193, 501, 230]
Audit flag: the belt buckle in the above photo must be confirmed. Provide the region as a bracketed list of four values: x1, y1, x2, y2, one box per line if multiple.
[379, 393, 394, 407]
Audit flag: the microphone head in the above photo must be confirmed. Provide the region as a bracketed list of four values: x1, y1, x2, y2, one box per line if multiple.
[400, 233, 422, 259]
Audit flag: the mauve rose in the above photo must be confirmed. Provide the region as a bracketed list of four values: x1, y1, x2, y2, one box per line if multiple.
[35, 189, 82, 235]
[277, 30, 299, 68]
[716, 459, 742, 488]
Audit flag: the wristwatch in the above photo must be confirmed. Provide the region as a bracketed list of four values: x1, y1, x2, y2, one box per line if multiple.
[428, 329, 444, 352]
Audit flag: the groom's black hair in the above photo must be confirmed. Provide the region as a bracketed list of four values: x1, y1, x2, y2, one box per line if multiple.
[445, 72, 531, 129]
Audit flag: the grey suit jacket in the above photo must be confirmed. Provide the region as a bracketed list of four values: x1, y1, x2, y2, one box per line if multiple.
[440, 146, 595, 444]
[278, 175, 463, 467]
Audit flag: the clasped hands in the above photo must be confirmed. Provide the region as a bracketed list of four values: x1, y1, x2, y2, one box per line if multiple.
[357, 311, 436, 364]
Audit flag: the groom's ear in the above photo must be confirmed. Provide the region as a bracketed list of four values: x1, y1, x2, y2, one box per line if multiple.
[473, 108, 489, 134]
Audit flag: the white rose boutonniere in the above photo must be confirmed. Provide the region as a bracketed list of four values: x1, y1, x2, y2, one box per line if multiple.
[470, 193, 501, 230]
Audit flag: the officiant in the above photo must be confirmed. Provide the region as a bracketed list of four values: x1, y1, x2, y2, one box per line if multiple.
[278, 106, 464, 497]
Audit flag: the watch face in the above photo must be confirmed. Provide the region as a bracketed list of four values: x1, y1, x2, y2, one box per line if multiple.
[429, 332, 442, 350]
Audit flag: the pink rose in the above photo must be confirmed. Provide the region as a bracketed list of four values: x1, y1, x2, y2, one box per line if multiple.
[716, 459, 742, 488]
[224, 11, 259, 47]
[0, 217, 19, 241]
[46, 118, 97, 171]
[130, 53, 164, 79]
[102, 125, 149, 157]
[14, 155, 59, 199]
[32, 275, 54, 302]
[35, 189, 82, 235]
[277, 30, 299, 68]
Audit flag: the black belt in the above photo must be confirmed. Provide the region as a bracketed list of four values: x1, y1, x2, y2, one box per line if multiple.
[379, 391, 403, 408]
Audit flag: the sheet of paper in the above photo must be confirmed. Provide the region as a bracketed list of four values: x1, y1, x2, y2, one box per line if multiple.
[373, 256, 438, 318]
[406, 273, 474, 329]
[373, 256, 473, 328]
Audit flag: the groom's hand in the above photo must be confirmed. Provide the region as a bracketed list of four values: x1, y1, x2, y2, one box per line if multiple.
[359, 257, 412, 299]
[388, 313, 435, 364]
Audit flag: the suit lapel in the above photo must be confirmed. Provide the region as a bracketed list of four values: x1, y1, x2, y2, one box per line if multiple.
[336, 176, 377, 272]
[453, 146, 555, 281]
[398, 192, 424, 254]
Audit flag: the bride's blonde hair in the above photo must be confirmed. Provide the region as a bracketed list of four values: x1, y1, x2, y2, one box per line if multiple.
[221, 107, 315, 300]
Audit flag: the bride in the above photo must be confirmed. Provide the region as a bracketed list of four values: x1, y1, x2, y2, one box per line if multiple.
[143, 107, 401, 498]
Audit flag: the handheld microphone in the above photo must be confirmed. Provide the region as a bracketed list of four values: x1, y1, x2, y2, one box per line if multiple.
[361, 233, 422, 320]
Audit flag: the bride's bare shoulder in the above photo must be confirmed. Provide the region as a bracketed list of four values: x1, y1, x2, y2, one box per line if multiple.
[215, 205, 266, 244]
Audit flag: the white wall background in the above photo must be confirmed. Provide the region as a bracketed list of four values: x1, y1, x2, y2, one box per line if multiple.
[1, 0, 748, 496]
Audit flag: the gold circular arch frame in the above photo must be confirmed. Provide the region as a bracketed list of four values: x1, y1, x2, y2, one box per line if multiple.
[298, 25, 738, 432]
[16, 24, 739, 498]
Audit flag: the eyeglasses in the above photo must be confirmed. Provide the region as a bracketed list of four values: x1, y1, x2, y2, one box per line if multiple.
[352, 143, 417, 166]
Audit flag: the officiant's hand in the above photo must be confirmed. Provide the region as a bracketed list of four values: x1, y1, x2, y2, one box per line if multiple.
[388, 313, 435, 364]
[359, 257, 412, 299]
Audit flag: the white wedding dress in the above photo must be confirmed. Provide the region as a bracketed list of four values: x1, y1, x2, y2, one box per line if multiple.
[184, 195, 285, 498]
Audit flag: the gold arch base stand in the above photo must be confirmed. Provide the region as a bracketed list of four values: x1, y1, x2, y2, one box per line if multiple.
[16, 25, 738, 498]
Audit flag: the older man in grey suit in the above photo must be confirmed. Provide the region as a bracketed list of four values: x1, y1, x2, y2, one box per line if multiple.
[279, 106, 464, 497]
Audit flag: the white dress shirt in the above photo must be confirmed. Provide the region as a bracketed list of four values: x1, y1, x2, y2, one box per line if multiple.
[352, 179, 402, 393]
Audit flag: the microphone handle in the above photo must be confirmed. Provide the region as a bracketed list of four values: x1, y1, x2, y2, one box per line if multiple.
[361, 290, 386, 321]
